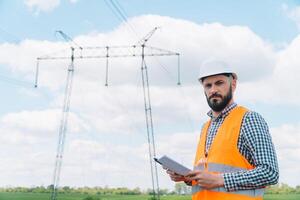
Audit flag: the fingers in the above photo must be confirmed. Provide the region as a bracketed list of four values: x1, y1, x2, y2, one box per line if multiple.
[165, 169, 186, 182]
[166, 169, 180, 176]
[186, 170, 201, 178]
[187, 171, 224, 189]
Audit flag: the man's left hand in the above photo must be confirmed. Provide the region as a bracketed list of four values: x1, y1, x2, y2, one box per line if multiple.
[186, 170, 224, 189]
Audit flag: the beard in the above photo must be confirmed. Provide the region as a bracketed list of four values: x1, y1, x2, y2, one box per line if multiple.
[206, 86, 232, 112]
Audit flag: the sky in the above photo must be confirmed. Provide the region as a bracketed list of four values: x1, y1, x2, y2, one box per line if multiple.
[0, 0, 300, 191]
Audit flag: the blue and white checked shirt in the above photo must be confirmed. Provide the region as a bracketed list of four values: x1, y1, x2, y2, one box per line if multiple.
[204, 103, 279, 191]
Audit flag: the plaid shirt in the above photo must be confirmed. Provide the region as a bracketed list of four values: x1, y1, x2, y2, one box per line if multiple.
[204, 103, 279, 191]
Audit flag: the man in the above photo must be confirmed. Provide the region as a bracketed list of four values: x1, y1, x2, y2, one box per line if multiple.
[166, 60, 279, 200]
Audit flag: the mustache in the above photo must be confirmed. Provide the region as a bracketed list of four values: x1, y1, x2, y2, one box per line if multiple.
[209, 93, 222, 100]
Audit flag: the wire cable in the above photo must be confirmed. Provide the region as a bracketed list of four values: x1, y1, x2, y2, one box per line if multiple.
[103, 0, 140, 41]
[0, 27, 21, 43]
[0, 73, 34, 88]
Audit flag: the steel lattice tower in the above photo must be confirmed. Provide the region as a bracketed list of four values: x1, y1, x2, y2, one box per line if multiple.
[35, 28, 180, 200]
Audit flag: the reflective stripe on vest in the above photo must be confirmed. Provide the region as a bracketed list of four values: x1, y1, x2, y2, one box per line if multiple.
[191, 163, 265, 197]
[192, 185, 264, 197]
[196, 162, 246, 173]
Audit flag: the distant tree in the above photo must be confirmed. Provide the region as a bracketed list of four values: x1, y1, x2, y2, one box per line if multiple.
[174, 182, 191, 195]
[158, 188, 169, 195]
[32, 186, 48, 193]
[47, 185, 54, 191]
[296, 185, 300, 194]
[132, 187, 142, 195]
[266, 183, 297, 194]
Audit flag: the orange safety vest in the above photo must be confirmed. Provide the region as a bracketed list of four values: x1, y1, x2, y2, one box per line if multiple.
[192, 106, 264, 200]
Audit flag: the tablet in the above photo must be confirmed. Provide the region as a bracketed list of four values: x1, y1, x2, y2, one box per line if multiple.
[154, 155, 191, 176]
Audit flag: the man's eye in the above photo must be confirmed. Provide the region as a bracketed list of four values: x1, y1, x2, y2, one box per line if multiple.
[205, 84, 211, 89]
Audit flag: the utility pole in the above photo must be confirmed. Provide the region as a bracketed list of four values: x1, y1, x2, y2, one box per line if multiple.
[35, 28, 180, 200]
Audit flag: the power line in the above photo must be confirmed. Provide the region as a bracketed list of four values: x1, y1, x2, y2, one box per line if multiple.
[0, 27, 21, 43]
[103, 0, 140, 40]
[0, 73, 34, 88]
[103, 0, 194, 134]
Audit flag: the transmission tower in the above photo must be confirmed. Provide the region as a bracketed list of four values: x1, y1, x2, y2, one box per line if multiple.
[35, 28, 180, 200]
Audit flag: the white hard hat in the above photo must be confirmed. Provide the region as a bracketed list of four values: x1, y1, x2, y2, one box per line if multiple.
[198, 59, 237, 81]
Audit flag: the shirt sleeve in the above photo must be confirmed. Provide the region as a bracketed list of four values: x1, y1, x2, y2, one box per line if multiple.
[223, 111, 279, 191]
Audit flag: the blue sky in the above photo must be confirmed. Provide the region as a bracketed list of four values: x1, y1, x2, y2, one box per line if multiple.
[0, 0, 300, 190]
[0, 0, 299, 43]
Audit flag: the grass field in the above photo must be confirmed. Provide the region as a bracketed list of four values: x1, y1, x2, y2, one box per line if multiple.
[0, 192, 300, 200]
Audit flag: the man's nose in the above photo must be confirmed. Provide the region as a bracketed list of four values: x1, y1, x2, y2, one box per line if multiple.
[210, 84, 218, 94]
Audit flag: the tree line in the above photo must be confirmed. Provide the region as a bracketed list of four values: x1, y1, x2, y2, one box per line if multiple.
[0, 185, 142, 195]
[0, 185, 169, 195]
[0, 182, 299, 195]
[266, 183, 300, 194]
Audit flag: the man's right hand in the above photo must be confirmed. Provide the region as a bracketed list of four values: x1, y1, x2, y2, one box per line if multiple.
[164, 168, 192, 186]
[166, 169, 184, 182]
[166, 169, 191, 182]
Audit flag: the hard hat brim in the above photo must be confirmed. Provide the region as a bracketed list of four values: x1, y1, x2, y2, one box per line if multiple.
[199, 72, 237, 82]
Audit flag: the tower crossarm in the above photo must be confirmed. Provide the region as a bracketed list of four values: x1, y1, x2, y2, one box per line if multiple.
[37, 45, 179, 60]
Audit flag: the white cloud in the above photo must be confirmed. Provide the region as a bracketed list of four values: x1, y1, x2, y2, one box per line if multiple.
[24, 0, 79, 14]
[0, 15, 280, 104]
[0, 109, 89, 145]
[283, 4, 300, 30]
[2, 15, 275, 87]
[67, 130, 199, 188]
[0, 108, 299, 188]
[271, 123, 300, 186]
[60, 83, 207, 135]
[69, 0, 79, 3]
[5, 121, 299, 189]
[24, 0, 60, 14]
[0, 40, 67, 90]
[236, 34, 300, 106]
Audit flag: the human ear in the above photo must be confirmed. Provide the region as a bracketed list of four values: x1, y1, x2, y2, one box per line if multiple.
[231, 78, 237, 92]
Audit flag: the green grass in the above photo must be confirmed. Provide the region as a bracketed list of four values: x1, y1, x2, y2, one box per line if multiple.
[0, 192, 300, 200]
[264, 194, 300, 200]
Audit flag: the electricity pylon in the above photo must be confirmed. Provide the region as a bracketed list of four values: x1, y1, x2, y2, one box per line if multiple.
[35, 28, 180, 200]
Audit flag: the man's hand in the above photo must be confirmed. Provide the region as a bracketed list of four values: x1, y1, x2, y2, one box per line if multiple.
[186, 170, 224, 189]
[166, 169, 187, 182]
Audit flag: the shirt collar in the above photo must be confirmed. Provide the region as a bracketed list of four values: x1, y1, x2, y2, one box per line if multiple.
[207, 102, 237, 120]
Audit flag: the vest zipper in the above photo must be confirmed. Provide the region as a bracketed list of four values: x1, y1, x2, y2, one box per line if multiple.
[204, 152, 208, 171]
[203, 121, 211, 171]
